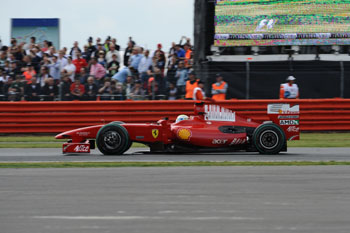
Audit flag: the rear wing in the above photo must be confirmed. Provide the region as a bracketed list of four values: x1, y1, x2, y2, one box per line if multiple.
[267, 104, 300, 141]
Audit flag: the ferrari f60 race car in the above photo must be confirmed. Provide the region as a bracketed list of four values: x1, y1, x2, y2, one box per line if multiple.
[55, 102, 300, 155]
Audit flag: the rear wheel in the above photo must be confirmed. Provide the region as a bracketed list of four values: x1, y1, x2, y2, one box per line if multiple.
[252, 123, 285, 154]
[96, 123, 130, 155]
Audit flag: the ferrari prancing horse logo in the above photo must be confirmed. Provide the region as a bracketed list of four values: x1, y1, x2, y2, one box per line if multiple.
[152, 129, 159, 139]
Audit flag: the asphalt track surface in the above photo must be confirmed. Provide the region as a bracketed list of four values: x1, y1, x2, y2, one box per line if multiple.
[1, 166, 350, 233]
[0, 147, 350, 162]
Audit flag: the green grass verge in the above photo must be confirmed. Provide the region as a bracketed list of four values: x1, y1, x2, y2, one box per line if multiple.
[0, 133, 350, 148]
[0, 161, 350, 168]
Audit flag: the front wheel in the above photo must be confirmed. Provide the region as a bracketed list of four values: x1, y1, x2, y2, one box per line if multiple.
[96, 123, 130, 155]
[252, 123, 286, 154]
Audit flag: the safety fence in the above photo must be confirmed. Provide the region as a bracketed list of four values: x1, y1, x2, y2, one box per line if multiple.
[0, 99, 349, 133]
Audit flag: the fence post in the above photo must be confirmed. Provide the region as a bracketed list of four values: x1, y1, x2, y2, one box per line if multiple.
[340, 61, 344, 98]
[246, 61, 250, 99]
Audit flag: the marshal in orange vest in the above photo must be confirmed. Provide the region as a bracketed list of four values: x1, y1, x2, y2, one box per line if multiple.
[211, 81, 227, 100]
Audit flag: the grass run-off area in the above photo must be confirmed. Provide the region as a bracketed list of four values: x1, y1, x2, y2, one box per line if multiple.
[1, 161, 350, 169]
[0, 133, 350, 148]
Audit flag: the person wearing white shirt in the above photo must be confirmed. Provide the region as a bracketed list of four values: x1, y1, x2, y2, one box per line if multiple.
[62, 57, 76, 82]
[138, 50, 152, 84]
[105, 44, 121, 63]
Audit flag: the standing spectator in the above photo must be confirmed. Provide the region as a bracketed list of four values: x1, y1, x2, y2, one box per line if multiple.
[46, 56, 61, 84]
[89, 57, 106, 85]
[193, 80, 205, 100]
[129, 80, 145, 100]
[62, 57, 76, 82]
[112, 67, 131, 84]
[72, 52, 88, 75]
[69, 41, 81, 60]
[211, 73, 228, 101]
[22, 64, 36, 84]
[42, 77, 58, 101]
[138, 50, 152, 85]
[185, 70, 199, 100]
[280, 76, 299, 99]
[184, 44, 192, 67]
[0, 68, 6, 96]
[58, 50, 68, 72]
[175, 61, 188, 98]
[0, 51, 7, 68]
[154, 51, 166, 73]
[105, 44, 121, 64]
[153, 43, 165, 58]
[111, 38, 121, 51]
[25, 76, 41, 101]
[84, 76, 98, 101]
[166, 55, 178, 85]
[175, 44, 186, 59]
[28, 49, 41, 73]
[87, 37, 96, 57]
[168, 42, 177, 59]
[60, 75, 72, 101]
[41, 40, 50, 53]
[95, 37, 102, 50]
[129, 47, 143, 77]
[103, 36, 111, 52]
[123, 41, 134, 67]
[70, 78, 85, 100]
[37, 66, 50, 87]
[167, 82, 178, 100]
[107, 54, 120, 77]
[81, 45, 92, 62]
[92, 43, 105, 59]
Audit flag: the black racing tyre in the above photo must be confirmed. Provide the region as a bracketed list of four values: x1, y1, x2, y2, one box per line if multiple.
[96, 123, 130, 155]
[252, 123, 286, 155]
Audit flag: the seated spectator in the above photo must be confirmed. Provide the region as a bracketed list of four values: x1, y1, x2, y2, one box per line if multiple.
[62, 56, 76, 82]
[79, 67, 90, 84]
[84, 76, 98, 101]
[129, 80, 145, 100]
[125, 75, 134, 99]
[98, 78, 113, 101]
[8, 75, 24, 101]
[89, 57, 106, 86]
[23, 63, 36, 84]
[25, 76, 41, 101]
[60, 75, 72, 101]
[37, 66, 51, 87]
[97, 51, 107, 67]
[113, 82, 126, 100]
[42, 77, 59, 101]
[2, 76, 14, 100]
[107, 54, 120, 77]
[167, 82, 178, 100]
[70, 78, 85, 100]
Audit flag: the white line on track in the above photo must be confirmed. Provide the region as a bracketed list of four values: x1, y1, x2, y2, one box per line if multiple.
[31, 215, 263, 221]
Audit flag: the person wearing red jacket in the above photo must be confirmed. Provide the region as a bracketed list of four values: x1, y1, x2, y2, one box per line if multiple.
[72, 52, 88, 75]
[70, 78, 85, 100]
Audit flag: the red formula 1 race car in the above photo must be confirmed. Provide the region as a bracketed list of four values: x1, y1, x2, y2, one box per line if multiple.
[55, 102, 300, 155]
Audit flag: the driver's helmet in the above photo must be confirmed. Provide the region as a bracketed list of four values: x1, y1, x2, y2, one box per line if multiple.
[176, 114, 189, 123]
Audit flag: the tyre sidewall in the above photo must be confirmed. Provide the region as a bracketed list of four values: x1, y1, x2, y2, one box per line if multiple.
[253, 123, 286, 154]
[96, 123, 130, 155]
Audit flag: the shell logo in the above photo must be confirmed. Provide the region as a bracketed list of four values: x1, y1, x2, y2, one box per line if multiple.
[177, 128, 192, 141]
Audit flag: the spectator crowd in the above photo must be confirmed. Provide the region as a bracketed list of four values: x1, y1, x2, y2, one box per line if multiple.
[0, 35, 216, 101]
